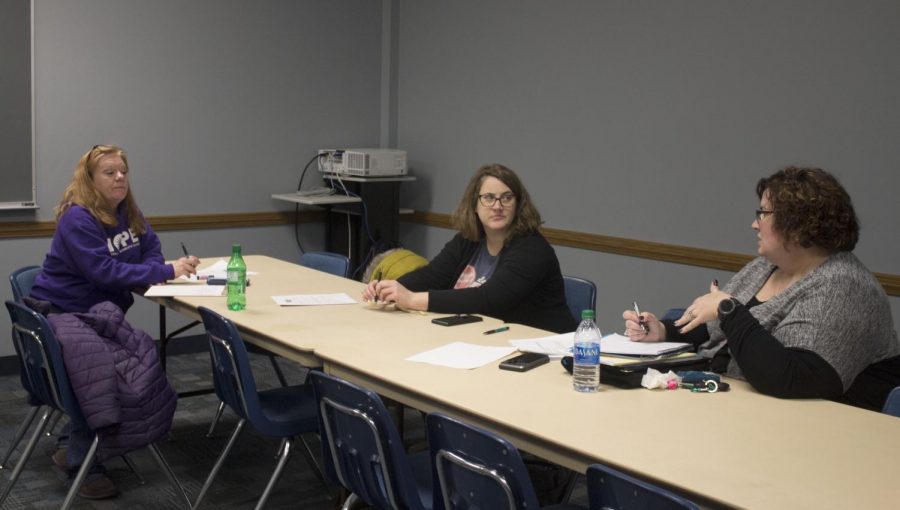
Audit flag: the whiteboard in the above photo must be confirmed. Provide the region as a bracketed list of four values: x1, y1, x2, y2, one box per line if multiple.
[0, 0, 35, 210]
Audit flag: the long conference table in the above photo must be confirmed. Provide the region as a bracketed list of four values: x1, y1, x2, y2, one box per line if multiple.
[147, 255, 900, 510]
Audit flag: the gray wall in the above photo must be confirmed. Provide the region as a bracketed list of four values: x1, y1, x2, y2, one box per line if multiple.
[0, 0, 384, 356]
[394, 0, 900, 332]
[2, 0, 898, 356]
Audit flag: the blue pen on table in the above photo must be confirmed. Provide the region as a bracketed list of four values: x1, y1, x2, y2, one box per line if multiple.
[483, 326, 510, 335]
[633, 300, 649, 334]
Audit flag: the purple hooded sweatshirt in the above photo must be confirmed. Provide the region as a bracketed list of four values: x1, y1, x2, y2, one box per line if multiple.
[30, 204, 174, 313]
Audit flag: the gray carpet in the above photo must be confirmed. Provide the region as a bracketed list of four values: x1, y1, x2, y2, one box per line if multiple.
[1, 349, 587, 509]
[0, 351, 340, 509]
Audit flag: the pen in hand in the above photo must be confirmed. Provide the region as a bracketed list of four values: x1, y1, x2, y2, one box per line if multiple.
[180, 242, 198, 275]
[633, 301, 649, 334]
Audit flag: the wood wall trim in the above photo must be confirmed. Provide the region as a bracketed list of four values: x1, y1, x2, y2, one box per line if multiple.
[405, 211, 900, 297]
[2, 209, 897, 296]
[0, 210, 324, 239]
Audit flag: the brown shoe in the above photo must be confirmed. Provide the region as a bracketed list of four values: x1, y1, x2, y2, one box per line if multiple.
[76, 472, 118, 500]
[51, 448, 69, 471]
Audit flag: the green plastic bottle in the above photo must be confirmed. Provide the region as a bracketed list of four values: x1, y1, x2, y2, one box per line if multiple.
[226, 244, 246, 311]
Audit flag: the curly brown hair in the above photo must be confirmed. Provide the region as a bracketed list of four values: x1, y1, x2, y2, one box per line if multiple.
[756, 166, 858, 252]
[451, 163, 542, 243]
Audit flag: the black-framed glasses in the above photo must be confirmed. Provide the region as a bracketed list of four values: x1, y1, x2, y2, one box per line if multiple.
[478, 192, 516, 207]
[755, 209, 774, 222]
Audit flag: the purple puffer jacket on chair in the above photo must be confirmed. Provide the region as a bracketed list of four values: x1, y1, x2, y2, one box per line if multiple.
[47, 301, 177, 461]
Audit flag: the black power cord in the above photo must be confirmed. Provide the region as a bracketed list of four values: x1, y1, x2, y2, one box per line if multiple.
[294, 153, 328, 254]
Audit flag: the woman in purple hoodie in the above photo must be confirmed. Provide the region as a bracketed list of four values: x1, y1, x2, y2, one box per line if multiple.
[30, 144, 198, 499]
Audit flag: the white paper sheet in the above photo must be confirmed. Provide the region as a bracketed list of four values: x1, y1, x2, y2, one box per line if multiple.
[510, 332, 575, 358]
[144, 285, 224, 297]
[271, 293, 357, 306]
[406, 342, 517, 369]
[599, 333, 691, 357]
[178, 259, 259, 281]
[510, 332, 690, 358]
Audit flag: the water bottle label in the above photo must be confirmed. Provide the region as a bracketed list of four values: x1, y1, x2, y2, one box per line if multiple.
[574, 342, 600, 364]
[227, 270, 242, 284]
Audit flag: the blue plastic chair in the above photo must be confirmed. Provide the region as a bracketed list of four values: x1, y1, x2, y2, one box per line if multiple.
[1, 300, 191, 509]
[193, 306, 324, 509]
[1, 266, 49, 471]
[563, 276, 597, 323]
[427, 412, 583, 510]
[9, 265, 41, 302]
[309, 371, 432, 510]
[586, 463, 699, 510]
[299, 251, 351, 278]
[883, 386, 900, 417]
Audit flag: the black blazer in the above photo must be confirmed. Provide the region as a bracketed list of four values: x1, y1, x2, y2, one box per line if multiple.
[398, 231, 576, 333]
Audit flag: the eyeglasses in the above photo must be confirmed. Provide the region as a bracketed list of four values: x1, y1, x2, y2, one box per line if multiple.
[755, 209, 774, 222]
[478, 192, 516, 208]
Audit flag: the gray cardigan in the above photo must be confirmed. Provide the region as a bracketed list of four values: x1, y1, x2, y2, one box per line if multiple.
[700, 252, 899, 390]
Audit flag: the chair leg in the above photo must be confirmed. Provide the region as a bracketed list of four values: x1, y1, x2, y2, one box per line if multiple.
[207, 401, 226, 437]
[269, 355, 288, 387]
[255, 438, 292, 510]
[192, 418, 246, 509]
[148, 442, 192, 509]
[561, 470, 579, 502]
[62, 434, 100, 510]
[121, 453, 146, 485]
[0, 407, 51, 506]
[341, 492, 361, 510]
[0, 405, 41, 470]
[45, 409, 63, 437]
[296, 434, 328, 488]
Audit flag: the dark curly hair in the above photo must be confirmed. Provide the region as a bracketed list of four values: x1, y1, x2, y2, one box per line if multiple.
[756, 166, 859, 252]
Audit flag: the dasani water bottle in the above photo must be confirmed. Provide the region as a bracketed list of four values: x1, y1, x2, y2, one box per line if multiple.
[573, 309, 601, 392]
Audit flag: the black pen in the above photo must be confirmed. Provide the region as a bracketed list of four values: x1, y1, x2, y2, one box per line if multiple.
[181, 242, 190, 258]
[633, 301, 649, 334]
[483, 326, 510, 335]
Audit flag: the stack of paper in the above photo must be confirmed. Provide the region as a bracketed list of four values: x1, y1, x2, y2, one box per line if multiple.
[509, 332, 691, 358]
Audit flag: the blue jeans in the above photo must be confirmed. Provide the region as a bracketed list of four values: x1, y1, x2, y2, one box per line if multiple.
[57, 420, 105, 477]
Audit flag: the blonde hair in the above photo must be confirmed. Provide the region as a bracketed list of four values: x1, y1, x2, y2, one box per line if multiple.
[451, 163, 542, 243]
[56, 144, 146, 235]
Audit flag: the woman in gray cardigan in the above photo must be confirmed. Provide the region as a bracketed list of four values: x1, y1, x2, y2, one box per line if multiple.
[623, 167, 899, 407]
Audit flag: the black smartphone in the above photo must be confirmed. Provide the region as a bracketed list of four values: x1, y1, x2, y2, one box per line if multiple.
[431, 314, 483, 327]
[499, 352, 550, 372]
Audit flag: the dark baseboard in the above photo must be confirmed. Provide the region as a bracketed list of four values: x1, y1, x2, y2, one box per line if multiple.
[0, 333, 209, 377]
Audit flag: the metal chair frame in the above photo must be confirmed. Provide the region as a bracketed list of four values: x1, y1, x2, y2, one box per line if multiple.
[434, 448, 517, 510]
[1, 302, 190, 509]
[318, 395, 400, 509]
[193, 319, 324, 510]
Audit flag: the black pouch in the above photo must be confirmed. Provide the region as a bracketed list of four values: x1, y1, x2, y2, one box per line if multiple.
[561, 355, 711, 389]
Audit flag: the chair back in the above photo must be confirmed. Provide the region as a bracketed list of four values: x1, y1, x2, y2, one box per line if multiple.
[4, 300, 83, 422]
[427, 412, 539, 510]
[299, 251, 351, 278]
[309, 371, 426, 510]
[198, 307, 263, 424]
[883, 386, 900, 417]
[10, 266, 41, 302]
[563, 275, 597, 323]
[587, 463, 699, 510]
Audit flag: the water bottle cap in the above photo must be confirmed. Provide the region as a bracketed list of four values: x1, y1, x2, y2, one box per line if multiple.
[232, 244, 242, 252]
[580, 309, 595, 320]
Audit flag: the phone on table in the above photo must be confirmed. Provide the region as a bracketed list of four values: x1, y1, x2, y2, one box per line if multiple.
[499, 352, 550, 372]
[432, 314, 483, 327]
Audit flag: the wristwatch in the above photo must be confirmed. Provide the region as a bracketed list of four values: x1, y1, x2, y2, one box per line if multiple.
[717, 297, 741, 321]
